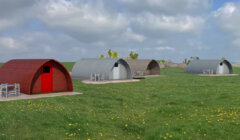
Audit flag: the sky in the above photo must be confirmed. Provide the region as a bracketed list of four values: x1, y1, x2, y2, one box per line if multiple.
[0, 0, 240, 62]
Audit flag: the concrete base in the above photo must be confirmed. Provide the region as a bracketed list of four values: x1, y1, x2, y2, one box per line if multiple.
[199, 74, 239, 77]
[0, 92, 81, 101]
[82, 79, 140, 84]
[133, 75, 164, 79]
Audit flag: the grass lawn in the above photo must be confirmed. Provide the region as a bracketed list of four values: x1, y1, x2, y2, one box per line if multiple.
[1, 64, 240, 140]
[61, 62, 75, 72]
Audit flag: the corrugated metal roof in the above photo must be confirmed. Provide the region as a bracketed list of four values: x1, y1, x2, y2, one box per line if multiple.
[186, 59, 233, 74]
[72, 58, 131, 80]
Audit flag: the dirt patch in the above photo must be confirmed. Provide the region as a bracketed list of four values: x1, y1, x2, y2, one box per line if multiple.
[199, 74, 239, 77]
[82, 79, 140, 84]
[133, 75, 165, 79]
[0, 92, 81, 101]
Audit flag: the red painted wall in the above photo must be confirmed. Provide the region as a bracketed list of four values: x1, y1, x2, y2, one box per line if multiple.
[31, 61, 72, 94]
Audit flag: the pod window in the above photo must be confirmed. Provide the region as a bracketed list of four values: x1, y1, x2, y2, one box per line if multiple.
[43, 66, 50, 73]
[114, 63, 118, 67]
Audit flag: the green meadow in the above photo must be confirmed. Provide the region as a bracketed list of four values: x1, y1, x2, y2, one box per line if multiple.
[1, 63, 240, 139]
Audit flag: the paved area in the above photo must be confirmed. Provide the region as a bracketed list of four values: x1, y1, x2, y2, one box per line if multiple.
[82, 79, 140, 84]
[0, 92, 82, 101]
[142, 75, 164, 78]
[199, 74, 239, 77]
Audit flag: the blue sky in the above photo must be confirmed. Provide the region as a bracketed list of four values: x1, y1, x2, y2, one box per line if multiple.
[0, 0, 240, 62]
[212, 0, 239, 10]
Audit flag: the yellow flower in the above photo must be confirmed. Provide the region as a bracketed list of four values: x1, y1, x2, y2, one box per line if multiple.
[69, 123, 72, 126]
[184, 131, 187, 135]
[125, 124, 128, 127]
[204, 133, 207, 136]
[163, 136, 167, 139]
[69, 133, 73, 137]
[99, 133, 103, 136]
[169, 135, 173, 138]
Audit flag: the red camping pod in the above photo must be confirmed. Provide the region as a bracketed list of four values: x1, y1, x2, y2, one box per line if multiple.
[0, 59, 73, 94]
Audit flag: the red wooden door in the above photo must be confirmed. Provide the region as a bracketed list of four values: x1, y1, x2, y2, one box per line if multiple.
[41, 64, 53, 93]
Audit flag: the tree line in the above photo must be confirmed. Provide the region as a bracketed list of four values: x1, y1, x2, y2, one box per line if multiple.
[100, 50, 227, 64]
[99, 49, 139, 59]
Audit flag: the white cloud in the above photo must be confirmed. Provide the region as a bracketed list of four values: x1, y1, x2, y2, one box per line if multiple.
[233, 39, 240, 47]
[132, 13, 205, 34]
[0, 0, 37, 31]
[124, 28, 145, 42]
[0, 0, 228, 62]
[213, 2, 240, 46]
[155, 46, 175, 51]
[118, 0, 211, 15]
[0, 19, 16, 31]
[0, 37, 22, 50]
[37, 0, 129, 42]
[214, 3, 236, 17]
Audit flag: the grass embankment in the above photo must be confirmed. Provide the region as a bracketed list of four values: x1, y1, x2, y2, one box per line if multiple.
[61, 62, 75, 72]
[0, 65, 240, 139]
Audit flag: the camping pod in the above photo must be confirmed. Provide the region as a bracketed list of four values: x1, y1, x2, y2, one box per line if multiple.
[186, 59, 233, 74]
[72, 58, 132, 80]
[125, 59, 160, 77]
[0, 59, 73, 94]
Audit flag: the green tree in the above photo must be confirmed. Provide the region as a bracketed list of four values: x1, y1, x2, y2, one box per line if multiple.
[99, 54, 105, 58]
[183, 58, 190, 64]
[108, 49, 112, 58]
[190, 56, 199, 60]
[112, 51, 119, 58]
[221, 57, 226, 60]
[159, 60, 165, 64]
[129, 51, 139, 59]
[184, 57, 199, 65]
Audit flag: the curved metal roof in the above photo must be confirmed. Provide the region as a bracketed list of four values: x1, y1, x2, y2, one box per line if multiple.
[72, 58, 131, 80]
[186, 59, 233, 74]
[0, 59, 73, 94]
[124, 59, 160, 75]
